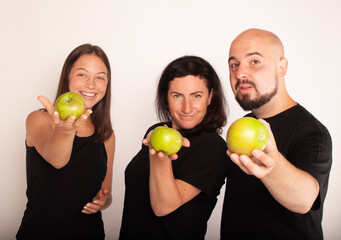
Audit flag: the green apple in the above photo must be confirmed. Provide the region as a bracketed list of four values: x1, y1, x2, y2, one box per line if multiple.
[55, 92, 86, 120]
[226, 117, 269, 156]
[150, 126, 182, 155]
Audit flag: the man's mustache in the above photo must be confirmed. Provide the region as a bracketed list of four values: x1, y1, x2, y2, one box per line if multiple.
[235, 79, 257, 91]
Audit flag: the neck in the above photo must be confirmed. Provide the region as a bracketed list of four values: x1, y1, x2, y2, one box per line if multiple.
[252, 92, 296, 119]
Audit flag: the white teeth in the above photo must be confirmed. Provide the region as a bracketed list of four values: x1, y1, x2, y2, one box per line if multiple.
[81, 92, 95, 97]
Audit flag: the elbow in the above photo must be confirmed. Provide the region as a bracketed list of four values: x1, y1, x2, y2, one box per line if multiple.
[151, 200, 181, 217]
[292, 191, 320, 214]
[294, 203, 312, 214]
[51, 163, 66, 169]
[152, 206, 173, 217]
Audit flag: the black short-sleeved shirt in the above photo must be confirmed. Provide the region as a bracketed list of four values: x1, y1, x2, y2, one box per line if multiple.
[119, 123, 229, 240]
[221, 104, 332, 240]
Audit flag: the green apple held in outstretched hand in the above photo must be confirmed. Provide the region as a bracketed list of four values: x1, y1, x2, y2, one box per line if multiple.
[55, 92, 86, 120]
[150, 126, 182, 155]
[226, 117, 269, 157]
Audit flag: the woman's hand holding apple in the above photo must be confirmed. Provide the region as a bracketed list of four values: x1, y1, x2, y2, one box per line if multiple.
[142, 127, 190, 161]
[38, 95, 92, 132]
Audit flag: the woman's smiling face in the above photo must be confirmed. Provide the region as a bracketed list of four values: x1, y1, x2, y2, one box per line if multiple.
[68, 54, 108, 109]
[168, 75, 212, 130]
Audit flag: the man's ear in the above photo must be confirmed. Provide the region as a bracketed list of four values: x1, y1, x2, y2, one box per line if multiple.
[278, 57, 288, 78]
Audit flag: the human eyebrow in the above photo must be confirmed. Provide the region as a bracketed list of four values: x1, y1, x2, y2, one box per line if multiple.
[190, 91, 204, 95]
[228, 56, 237, 62]
[246, 52, 263, 57]
[96, 72, 107, 75]
[75, 68, 88, 72]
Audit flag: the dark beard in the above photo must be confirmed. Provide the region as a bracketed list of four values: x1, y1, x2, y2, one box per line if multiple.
[235, 79, 278, 111]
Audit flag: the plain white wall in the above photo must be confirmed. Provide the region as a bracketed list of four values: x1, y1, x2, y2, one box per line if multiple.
[1, 0, 340, 239]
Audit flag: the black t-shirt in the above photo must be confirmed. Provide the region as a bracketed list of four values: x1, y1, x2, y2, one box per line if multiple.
[119, 123, 229, 240]
[221, 104, 332, 240]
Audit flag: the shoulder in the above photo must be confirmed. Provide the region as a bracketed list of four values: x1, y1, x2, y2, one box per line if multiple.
[26, 110, 53, 133]
[291, 105, 331, 140]
[104, 131, 116, 148]
[25, 110, 53, 146]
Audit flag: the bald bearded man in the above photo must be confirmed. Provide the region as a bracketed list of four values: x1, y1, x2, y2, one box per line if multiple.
[220, 29, 332, 240]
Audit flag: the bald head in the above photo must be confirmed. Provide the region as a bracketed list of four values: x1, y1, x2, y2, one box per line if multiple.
[230, 28, 285, 59]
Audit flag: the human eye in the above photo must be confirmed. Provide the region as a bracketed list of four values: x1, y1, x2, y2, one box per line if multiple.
[78, 73, 86, 77]
[96, 74, 107, 81]
[251, 59, 260, 65]
[230, 62, 239, 69]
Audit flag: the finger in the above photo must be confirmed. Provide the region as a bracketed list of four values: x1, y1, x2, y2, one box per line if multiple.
[239, 155, 271, 178]
[251, 149, 274, 168]
[258, 119, 277, 150]
[142, 138, 150, 146]
[74, 113, 89, 128]
[230, 153, 252, 175]
[143, 130, 153, 146]
[169, 153, 179, 161]
[52, 111, 61, 125]
[157, 151, 165, 159]
[38, 96, 54, 115]
[62, 115, 76, 128]
[82, 203, 100, 214]
[149, 148, 156, 155]
[182, 137, 190, 147]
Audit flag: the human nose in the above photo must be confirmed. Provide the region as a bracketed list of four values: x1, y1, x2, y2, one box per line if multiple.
[235, 63, 248, 80]
[85, 76, 96, 89]
[182, 97, 193, 113]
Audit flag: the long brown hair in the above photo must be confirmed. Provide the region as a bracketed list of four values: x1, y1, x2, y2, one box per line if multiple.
[156, 55, 228, 136]
[55, 44, 112, 143]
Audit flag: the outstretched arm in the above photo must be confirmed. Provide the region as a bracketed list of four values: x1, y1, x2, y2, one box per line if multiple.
[228, 119, 319, 214]
[26, 96, 92, 169]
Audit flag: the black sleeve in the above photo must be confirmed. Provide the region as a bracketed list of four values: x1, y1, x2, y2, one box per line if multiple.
[173, 132, 229, 198]
[291, 122, 332, 210]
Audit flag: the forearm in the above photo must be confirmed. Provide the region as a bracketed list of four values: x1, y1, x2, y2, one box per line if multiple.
[149, 158, 183, 216]
[43, 128, 76, 169]
[262, 154, 320, 213]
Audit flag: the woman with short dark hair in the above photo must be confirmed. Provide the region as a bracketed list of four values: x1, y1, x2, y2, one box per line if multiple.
[119, 55, 229, 240]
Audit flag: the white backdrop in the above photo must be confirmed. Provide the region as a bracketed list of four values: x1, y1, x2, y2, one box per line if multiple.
[1, 0, 340, 239]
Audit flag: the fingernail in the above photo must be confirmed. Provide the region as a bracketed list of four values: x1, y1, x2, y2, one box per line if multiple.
[93, 200, 98, 204]
[252, 149, 261, 157]
[54, 112, 58, 116]
[240, 157, 248, 164]
[86, 203, 91, 207]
